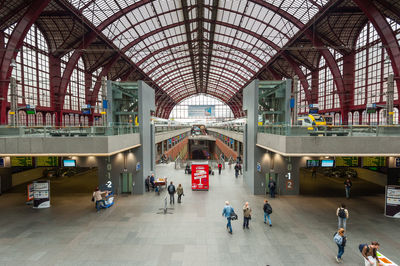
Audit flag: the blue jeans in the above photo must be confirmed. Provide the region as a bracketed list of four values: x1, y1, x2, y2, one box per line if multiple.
[337, 244, 344, 259]
[345, 187, 351, 198]
[243, 217, 250, 228]
[95, 200, 105, 211]
[264, 212, 271, 225]
[338, 217, 347, 230]
[226, 217, 232, 233]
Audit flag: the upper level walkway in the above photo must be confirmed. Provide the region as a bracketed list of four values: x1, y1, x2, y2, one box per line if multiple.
[0, 125, 190, 156]
[208, 125, 400, 156]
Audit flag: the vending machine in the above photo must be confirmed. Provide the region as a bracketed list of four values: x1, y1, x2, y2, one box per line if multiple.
[191, 162, 209, 190]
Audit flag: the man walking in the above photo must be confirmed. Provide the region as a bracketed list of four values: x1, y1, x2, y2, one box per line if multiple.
[218, 162, 222, 175]
[263, 199, 272, 227]
[234, 164, 239, 178]
[145, 176, 150, 192]
[268, 178, 276, 198]
[168, 181, 176, 205]
[222, 201, 234, 234]
[242, 202, 252, 229]
[336, 203, 349, 230]
[344, 178, 352, 199]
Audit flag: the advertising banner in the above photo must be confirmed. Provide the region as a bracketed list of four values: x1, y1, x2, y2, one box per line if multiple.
[36, 157, 59, 167]
[11, 157, 33, 167]
[191, 163, 209, 190]
[188, 105, 215, 117]
[385, 185, 400, 218]
[363, 157, 386, 167]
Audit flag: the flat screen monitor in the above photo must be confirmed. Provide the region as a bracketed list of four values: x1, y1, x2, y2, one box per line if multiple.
[306, 160, 320, 167]
[321, 160, 334, 167]
[63, 159, 76, 167]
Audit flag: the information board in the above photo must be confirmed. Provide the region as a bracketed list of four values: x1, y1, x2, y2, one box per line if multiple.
[36, 157, 58, 167]
[385, 185, 400, 218]
[363, 157, 386, 167]
[191, 163, 209, 190]
[11, 157, 33, 167]
[336, 157, 358, 167]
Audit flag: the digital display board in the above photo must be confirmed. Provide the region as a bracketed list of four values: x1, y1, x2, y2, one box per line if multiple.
[306, 160, 320, 167]
[321, 160, 335, 167]
[11, 157, 33, 167]
[363, 157, 386, 167]
[63, 160, 76, 167]
[336, 157, 358, 167]
[36, 157, 59, 167]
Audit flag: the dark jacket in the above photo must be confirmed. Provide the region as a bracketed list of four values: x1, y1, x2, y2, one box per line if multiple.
[168, 184, 176, 194]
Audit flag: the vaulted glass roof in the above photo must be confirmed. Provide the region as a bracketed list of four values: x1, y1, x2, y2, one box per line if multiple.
[69, 0, 329, 103]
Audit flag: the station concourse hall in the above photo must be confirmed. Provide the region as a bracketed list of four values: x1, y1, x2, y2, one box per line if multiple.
[1, 0, 400, 265]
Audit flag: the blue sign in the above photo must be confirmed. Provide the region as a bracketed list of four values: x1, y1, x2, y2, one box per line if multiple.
[26, 105, 30, 109]
[0, 158, 4, 167]
[82, 109, 91, 115]
[309, 109, 318, 114]
[257, 162, 261, 172]
[290, 98, 295, 108]
[230, 139, 234, 144]
[136, 162, 141, 171]
[103, 100, 108, 109]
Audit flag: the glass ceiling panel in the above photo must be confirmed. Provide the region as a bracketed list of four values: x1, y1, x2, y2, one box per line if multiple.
[73, 0, 329, 103]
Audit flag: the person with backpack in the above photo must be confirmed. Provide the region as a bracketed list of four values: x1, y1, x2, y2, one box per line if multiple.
[333, 228, 346, 263]
[222, 201, 235, 234]
[242, 202, 252, 229]
[336, 203, 349, 230]
[177, 184, 184, 203]
[263, 199, 272, 227]
[167, 181, 176, 205]
[359, 242, 382, 266]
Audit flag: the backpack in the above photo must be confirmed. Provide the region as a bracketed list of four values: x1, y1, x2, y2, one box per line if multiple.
[264, 203, 272, 214]
[359, 244, 368, 253]
[168, 185, 174, 193]
[230, 208, 238, 220]
[338, 208, 346, 218]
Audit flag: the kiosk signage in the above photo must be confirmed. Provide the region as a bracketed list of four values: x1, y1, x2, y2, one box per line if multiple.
[191, 163, 209, 190]
[385, 185, 400, 218]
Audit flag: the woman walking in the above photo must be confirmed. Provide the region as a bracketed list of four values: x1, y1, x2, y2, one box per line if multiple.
[242, 202, 252, 229]
[333, 228, 347, 263]
[177, 184, 184, 203]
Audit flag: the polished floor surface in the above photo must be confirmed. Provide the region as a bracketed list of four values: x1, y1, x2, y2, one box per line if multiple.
[0, 163, 399, 266]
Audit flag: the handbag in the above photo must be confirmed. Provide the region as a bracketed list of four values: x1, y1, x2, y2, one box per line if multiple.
[230, 210, 238, 220]
[248, 215, 251, 220]
[91, 196, 94, 202]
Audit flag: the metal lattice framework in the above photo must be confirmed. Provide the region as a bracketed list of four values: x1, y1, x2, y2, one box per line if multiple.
[1, 0, 400, 123]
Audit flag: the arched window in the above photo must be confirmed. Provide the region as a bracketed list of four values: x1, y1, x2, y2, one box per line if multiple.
[334, 113, 341, 125]
[46, 113, 52, 126]
[18, 111, 26, 126]
[362, 110, 368, 125]
[348, 112, 353, 125]
[36, 112, 43, 126]
[64, 114, 70, 126]
[169, 94, 234, 121]
[5, 24, 50, 108]
[370, 112, 377, 125]
[353, 111, 360, 125]
[27, 114, 35, 126]
[379, 109, 386, 125]
[62, 55, 86, 111]
[355, 22, 399, 106]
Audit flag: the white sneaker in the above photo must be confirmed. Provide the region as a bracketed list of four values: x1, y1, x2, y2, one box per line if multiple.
[335, 257, 340, 263]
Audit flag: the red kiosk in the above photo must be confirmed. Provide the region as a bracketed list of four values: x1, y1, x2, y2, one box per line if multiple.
[191, 162, 209, 190]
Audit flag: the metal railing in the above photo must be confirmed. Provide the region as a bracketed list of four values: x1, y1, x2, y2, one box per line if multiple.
[155, 126, 190, 133]
[257, 125, 400, 136]
[208, 126, 244, 133]
[0, 125, 139, 137]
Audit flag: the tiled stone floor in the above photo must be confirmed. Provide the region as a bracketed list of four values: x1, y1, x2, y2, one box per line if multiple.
[0, 163, 399, 266]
